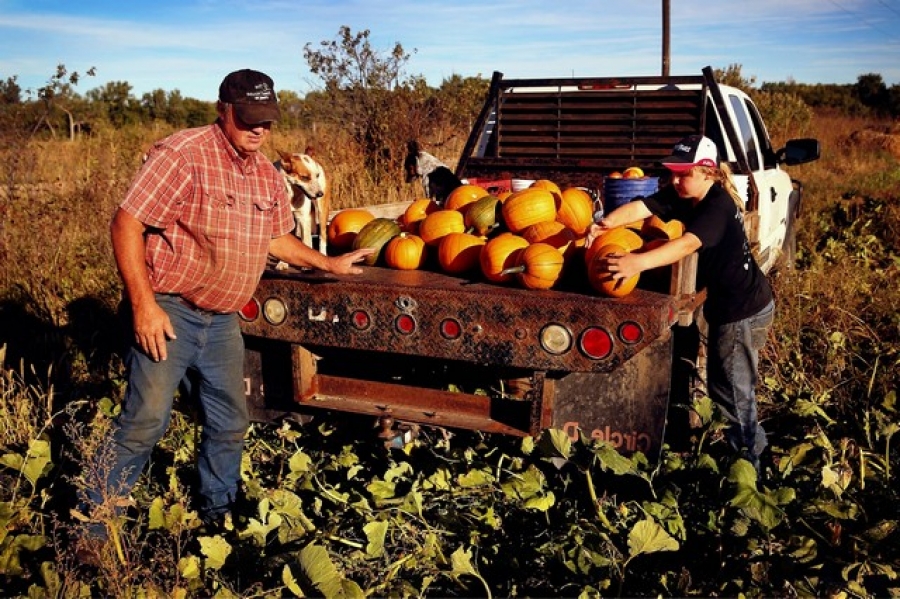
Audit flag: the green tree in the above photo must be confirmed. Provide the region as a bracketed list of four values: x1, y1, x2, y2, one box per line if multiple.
[303, 26, 418, 175]
[714, 63, 756, 93]
[0, 75, 21, 104]
[854, 73, 888, 114]
[87, 80, 143, 127]
[31, 64, 96, 140]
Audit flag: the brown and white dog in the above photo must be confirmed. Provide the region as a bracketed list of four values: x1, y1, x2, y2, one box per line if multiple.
[275, 147, 330, 259]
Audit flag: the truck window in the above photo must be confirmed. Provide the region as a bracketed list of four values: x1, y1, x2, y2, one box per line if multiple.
[728, 95, 761, 171]
[744, 99, 778, 169]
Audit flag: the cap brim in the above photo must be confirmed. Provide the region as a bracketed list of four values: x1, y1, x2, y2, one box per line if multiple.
[233, 102, 281, 124]
[661, 161, 695, 173]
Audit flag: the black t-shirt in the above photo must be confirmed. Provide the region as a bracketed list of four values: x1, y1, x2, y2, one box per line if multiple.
[642, 183, 773, 325]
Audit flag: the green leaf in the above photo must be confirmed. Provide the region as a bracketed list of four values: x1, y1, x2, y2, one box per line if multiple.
[21, 440, 52, 487]
[523, 491, 555, 512]
[289, 449, 312, 474]
[298, 543, 352, 599]
[366, 479, 396, 501]
[149, 497, 166, 530]
[457, 468, 494, 488]
[424, 468, 452, 491]
[199, 535, 232, 571]
[282, 564, 305, 597]
[539, 428, 572, 459]
[450, 546, 478, 577]
[364, 520, 388, 559]
[178, 555, 201, 580]
[593, 444, 639, 476]
[627, 518, 679, 557]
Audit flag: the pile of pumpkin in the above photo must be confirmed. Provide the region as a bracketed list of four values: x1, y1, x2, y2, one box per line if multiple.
[325, 180, 683, 297]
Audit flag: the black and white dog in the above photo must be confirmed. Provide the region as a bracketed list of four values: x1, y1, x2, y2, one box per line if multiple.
[404, 140, 462, 205]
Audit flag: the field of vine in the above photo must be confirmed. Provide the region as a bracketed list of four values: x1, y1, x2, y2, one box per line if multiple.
[0, 110, 898, 597]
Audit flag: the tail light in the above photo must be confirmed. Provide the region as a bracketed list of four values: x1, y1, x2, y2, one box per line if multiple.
[618, 321, 643, 344]
[579, 326, 613, 360]
[239, 298, 260, 322]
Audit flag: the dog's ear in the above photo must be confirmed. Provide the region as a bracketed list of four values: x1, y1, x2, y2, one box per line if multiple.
[304, 146, 315, 157]
[277, 149, 292, 164]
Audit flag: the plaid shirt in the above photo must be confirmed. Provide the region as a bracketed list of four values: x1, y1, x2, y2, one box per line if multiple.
[121, 123, 294, 313]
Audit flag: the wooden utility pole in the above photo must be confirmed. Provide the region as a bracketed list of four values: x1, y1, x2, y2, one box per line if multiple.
[662, 0, 670, 76]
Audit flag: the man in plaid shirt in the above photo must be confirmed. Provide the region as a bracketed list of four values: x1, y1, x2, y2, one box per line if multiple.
[77, 69, 372, 560]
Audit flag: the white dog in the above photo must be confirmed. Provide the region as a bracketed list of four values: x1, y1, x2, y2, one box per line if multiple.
[275, 148, 330, 261]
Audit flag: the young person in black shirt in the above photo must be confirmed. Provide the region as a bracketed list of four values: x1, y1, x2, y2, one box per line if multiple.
[587, 135, 775, 471]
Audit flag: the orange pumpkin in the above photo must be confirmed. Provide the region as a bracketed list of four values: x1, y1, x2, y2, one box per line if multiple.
[585, 226, 644, 264]
[437, 232, 485, 274]
[501, 188, 558, 233]
[480, 233, 530, 283]
[445, 184, 488, 213]
[405, 198, 440, 226]
[641, 215, 685, 240]
[521, 220, 576, 257]
[586, 242, 640, 297]
[384, 233, 427, 270]
[418, 209, 466, 246]
[530, 179, 562, 199]
[327, 209, 375, 250]
[502, 242, 565, 290]
[557, 188, 595, 236]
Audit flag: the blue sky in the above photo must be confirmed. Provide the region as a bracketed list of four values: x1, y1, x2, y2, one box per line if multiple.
[3, 0, 900, 102]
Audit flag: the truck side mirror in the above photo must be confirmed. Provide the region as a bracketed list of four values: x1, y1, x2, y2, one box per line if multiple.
[777, 138, 821, 166]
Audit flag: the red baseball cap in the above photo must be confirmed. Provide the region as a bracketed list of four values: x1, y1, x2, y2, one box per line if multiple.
[660, 135, 718, 172]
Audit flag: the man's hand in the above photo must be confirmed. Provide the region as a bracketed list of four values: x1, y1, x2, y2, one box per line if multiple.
[132, 299, 176, 362]
[326, 248, 374, 275]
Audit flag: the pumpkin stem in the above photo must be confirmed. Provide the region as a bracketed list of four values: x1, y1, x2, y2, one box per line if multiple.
[499, 265, 526, 276]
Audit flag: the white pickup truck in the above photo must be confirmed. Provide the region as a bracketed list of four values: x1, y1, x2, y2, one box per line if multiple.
[238, 66, 820, 455]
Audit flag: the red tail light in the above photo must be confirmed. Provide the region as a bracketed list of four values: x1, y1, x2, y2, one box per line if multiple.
[579, 327, 613, 360]
[395, 314, 416, 335]
[618, 321, 643, 344]
[239, 298, 260, 321]
[440, 318, 462, 340]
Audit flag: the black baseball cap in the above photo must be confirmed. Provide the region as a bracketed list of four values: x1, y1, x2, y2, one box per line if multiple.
[218, 69, 281, 124]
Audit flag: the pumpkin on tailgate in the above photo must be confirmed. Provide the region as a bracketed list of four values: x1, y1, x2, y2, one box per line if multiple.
[501, 188, 557, 233]
[530, 179, 562, 198]
[438, 232, 485, 274]
[501, 242, 565, 290]
[521, 220, 575, 257]
[404, 199, 440, 227]
[557, 187, 595, 236]
[480, 233, 530, 283]
[585, 226, 644, 264]
[464, 194, 502, 236]
[384, 232, 427, 270]
[445, 184, 488, 213]
[352, 217, 401, 266]
[418, 209, 465, 246]
[641, 215, 685, 240]
[327, 208, 375, 250]
[586, 242, 640, 297]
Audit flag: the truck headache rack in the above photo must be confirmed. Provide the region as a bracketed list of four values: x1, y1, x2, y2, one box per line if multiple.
[457, 72, 710, 187]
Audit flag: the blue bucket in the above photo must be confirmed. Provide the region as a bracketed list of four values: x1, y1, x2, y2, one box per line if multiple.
[602, 177, 659, 213]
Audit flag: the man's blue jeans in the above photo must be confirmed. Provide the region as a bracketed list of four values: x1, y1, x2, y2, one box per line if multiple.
[85, 294, 248, 527]
[706, 300, 775, 467]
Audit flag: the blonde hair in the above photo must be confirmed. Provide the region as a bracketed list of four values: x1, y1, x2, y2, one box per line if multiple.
[696, 162, 744, 212]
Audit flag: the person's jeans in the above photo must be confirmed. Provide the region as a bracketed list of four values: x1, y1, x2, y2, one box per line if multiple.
[84, 294, 248, 534]
[706, 300, 775, 468]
